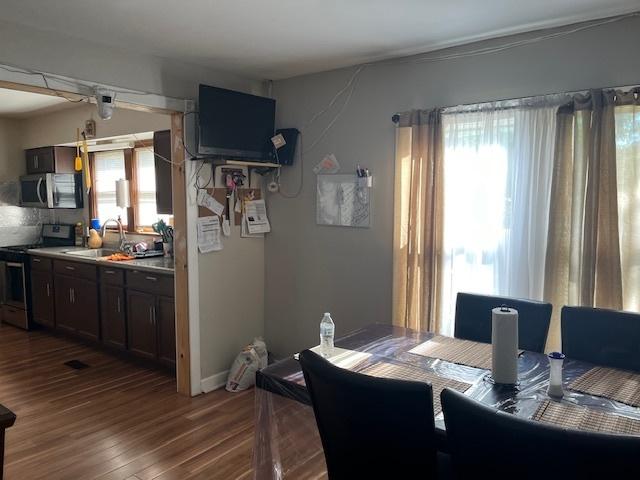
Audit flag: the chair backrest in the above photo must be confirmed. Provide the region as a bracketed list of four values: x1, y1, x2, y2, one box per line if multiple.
[454, 292, 552, 352]
[441, 388, 640, 479]
[561, 306, 640, 371]
[299, 350, 438, 479]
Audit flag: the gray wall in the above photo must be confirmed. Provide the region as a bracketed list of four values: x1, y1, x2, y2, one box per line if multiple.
[266, 15, 640, 357]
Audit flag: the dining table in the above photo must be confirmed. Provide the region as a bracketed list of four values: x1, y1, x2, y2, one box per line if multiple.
[252, 323, 640, 480]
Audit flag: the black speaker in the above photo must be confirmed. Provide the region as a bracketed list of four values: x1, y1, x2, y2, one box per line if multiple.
[275, 128, 299, 166]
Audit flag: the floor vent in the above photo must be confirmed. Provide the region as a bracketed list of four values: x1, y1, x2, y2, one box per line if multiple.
[64, 360, 90, 370]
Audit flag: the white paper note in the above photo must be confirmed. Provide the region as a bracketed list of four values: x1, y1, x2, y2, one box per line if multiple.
[245, 199, 271, 234]
[197, 216, 223, 253]
[197, 189, 225, 216]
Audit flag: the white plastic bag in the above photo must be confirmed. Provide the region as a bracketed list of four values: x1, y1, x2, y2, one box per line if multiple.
[225, 338, 268, 392]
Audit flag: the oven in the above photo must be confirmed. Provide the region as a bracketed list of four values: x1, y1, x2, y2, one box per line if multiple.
[19, 173, 83, 209]
[0, 260, 28, 329]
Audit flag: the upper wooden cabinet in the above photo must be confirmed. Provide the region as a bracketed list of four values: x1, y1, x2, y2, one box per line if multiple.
[25, 146, 76, 174]
[153, 130, 173, 215]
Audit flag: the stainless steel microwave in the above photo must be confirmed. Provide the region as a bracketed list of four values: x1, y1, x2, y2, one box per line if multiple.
[19, 173, 84, 209]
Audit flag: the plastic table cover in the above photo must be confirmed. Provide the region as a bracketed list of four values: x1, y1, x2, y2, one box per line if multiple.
[252, 324, 640, 480]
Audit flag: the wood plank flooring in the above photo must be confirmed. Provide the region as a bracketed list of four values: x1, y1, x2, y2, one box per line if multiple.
[0, 323, 254, 480]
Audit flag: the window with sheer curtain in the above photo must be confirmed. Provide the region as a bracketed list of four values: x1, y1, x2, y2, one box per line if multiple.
[92, 148, 172, 230]
[438, 105, 557, 335]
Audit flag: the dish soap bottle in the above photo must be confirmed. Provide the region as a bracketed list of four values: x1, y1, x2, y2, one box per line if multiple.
[320, 312, 335, 358]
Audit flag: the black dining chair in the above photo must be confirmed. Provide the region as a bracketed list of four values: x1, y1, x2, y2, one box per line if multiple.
[441, 388, 640, 479]
[299, 350, 440, 479]
[454, 292, 552, 352]
[562, 306, 640, 372]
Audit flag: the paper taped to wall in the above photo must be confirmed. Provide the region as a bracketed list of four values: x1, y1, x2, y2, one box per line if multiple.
[245, 199, 271, 234]
[197, 216, 223, 253]
[197, 189, 225, 216]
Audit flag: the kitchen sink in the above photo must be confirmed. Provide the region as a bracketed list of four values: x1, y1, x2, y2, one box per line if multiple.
[64, 248, 119, 258]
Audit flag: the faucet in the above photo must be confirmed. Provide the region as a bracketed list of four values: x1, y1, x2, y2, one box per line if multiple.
[101, 218, 127, 251]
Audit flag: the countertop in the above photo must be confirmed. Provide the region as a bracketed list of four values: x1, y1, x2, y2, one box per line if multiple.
[27, 247, 175, 274]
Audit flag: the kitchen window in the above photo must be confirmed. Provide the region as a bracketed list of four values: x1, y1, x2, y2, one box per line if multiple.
[90, 145, 172, 231]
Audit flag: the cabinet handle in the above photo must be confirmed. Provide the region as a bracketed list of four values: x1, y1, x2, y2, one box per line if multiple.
[33, 258, 41, 263]
[117, 296, 121, 314]
[65, 266, 75, 271]
[34, 155, 38, 169]
[46, 283, 50, 297]
[69, 288, 73, 303]
[145, 276, 157, 282]
[149, 306, 154, 325]
[152, 306, 156, 325]
[105, 270, 115, 275]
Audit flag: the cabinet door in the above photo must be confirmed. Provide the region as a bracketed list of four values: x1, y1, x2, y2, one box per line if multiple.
[157, 296, 176, 367]
[31, 270, 54, 327]
[101, 285, 126, 350]
[73, 280, 100, 341]
[54, 275, 76, 332]
[153, 130, 173, 214]
[127, 290, 157, 360]
[26, 147, 54, 174]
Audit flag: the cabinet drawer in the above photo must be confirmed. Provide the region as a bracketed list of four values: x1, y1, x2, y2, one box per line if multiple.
[100, 266, 125, 286]
[53, 260, 97, 280]
[30, 256, 53, 272]
[126, 270, 173, 297]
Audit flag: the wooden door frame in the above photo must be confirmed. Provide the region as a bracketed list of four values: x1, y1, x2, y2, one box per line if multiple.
[0, 74, 195, 396]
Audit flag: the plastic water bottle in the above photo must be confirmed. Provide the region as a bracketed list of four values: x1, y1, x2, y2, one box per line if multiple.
[320, 312, 335, 358]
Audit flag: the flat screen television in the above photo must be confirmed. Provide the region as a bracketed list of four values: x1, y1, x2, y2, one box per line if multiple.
[198, 84, 276, 161]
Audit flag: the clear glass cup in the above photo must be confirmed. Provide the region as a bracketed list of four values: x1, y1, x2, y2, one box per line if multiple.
[547, 351, 566, 398]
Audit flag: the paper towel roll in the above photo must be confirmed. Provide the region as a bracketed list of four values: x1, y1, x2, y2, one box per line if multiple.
[491, 306, 519, 385]
[115, 178, 130, 208]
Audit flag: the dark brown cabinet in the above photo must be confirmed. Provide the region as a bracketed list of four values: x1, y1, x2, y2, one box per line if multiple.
[30, 270, 54, 327]
[157, 296, 176, 367]
[126, 270, 176, 367]
[29, 256, 174, 369]
[25, 146, 76, 174]
[153, 130, 173, 214]
[53, 260, 99, 341]
[101, 286, 126, 349]
[127, 290, 157, 360]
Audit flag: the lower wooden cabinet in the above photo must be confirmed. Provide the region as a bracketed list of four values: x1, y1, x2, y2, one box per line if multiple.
[53, 273, 99, 340]
[157, 296, 176, 368]
[127, 288, 176, 367]
[127, 290, 157, 360]
[31, 258, 175, 369]
[30, 270, 54, 327]
[101, 285, 127, 350]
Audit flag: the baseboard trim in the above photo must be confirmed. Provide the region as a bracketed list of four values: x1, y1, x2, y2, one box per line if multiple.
[200, 370, 229, 393]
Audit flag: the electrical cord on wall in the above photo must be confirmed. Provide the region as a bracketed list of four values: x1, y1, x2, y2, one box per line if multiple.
[274, 11, 639, 198]
[276, 131, 304, 198]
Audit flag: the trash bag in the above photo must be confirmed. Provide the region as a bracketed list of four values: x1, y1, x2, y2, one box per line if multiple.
[226, 338, 268, 392]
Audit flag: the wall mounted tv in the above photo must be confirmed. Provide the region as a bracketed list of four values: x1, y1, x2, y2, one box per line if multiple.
[198, 84, 276, 161]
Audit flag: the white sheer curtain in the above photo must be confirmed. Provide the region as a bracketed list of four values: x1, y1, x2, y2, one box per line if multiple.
[438, 104, 557, 335]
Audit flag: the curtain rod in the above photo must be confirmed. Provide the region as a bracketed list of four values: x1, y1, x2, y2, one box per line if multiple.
[391, 83, 640, 123]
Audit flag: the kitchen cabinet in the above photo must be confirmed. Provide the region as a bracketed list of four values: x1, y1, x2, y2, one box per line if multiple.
[100, 267, 126, 350]
[157, 296, 176, 367]
[25, 146, 76, 174]
[126, 290, 157, 360]
[53, 260, 99, 340]
[126, 270, 176, 367]
[30, 270, 54, 327]
[101, 285, 126, 349]
[153, 130, 173, 214]
[29, 255, 175, 369]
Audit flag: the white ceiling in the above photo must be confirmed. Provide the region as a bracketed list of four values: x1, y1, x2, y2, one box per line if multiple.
[0, 0, 638, 79]
[0, 88, 77, 118]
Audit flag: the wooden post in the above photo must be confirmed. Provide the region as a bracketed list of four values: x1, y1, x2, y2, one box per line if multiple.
[170, 113, 191, 396]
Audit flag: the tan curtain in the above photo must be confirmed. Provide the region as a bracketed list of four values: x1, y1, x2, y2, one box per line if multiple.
[544, 89, 623, 351]
[392, 109, 444, 332]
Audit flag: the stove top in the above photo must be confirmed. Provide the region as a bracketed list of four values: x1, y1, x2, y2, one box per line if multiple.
[0, 244, 44, 252]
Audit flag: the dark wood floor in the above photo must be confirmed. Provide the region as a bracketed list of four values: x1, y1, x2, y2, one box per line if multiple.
[0, 323, 254, 480]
